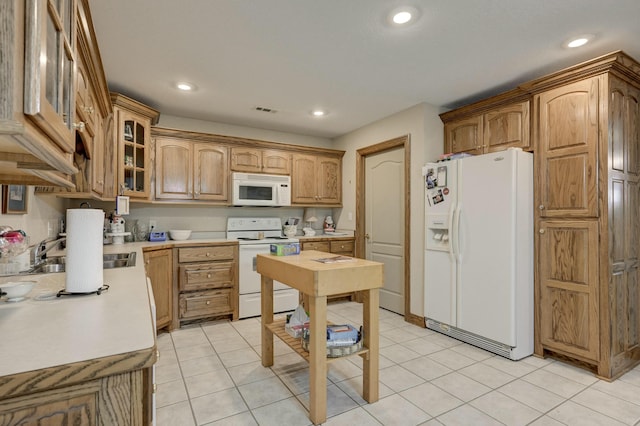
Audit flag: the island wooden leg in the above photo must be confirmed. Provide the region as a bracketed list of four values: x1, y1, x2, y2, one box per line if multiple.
[261, 275, 274, 367]
[362, 288, 379, 402]
[308, 295, 327, 425]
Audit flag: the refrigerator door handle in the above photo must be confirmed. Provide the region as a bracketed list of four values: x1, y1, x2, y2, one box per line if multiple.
[448, 204, 456, 257]
[452, 205, 461, 259]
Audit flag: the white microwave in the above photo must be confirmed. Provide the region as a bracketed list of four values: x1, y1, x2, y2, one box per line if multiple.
[231, 172, 291, 206]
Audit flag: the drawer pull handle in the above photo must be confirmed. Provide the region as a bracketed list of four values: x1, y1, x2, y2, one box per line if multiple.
[206, 301, 210, 305]
[207, 274, 212, 279]
[206, 252, 211, 257]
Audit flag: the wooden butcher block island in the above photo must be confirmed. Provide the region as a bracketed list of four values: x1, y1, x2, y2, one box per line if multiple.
[256, 250, 383, 425]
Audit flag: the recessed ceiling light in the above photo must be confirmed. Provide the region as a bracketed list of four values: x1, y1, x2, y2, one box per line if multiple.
[388, 6, 420, 26]
[176, 82, 196, 91]
[566, 35, 593, 48]
[393, 11, 412, 24]
[312, 110, 326, 117]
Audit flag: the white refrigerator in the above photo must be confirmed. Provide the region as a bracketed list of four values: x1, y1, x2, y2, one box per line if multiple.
[422, 148, 533, 360]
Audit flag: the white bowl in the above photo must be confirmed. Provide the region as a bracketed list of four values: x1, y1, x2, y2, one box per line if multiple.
[169, 230, 192, 241]
[1, 281, 36, 302]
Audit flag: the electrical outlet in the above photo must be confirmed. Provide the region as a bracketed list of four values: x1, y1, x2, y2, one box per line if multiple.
[149, 220, 157, 231]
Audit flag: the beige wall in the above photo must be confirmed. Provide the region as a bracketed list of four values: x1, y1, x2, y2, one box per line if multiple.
[333, 102, 444, 317]
[158, 114, 334, 149]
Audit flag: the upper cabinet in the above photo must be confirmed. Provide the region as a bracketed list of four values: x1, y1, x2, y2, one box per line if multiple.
[0, 0, 81, 186]
[23, 0, 77, 154]
[443, 100, 530, 155]
[535, 78, 599, 218]
[152, 127, 344, 206]
[291, 154, 341, 205]
[155, 137, 228, 202]
[230, 147, 291, 175]
[111, 93, 159, 199]
[2, 0, 111, 190]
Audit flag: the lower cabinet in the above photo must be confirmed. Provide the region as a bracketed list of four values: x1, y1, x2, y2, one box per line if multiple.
[175, 243, 238, 327]
[300, 237, 355, 302]
[0, 369, 152, 425]
[143, 247, 174, 331]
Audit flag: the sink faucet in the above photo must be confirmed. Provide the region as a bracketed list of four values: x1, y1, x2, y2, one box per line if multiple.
[30, 237, 66, 266]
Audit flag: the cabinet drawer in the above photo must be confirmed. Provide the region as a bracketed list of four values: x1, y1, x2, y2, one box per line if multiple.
[179, 289, 233, 319]
[178, 245, 235, 263]
[301, 241, 330, 252]
[179, 262, 234, 292]
[330, 240, 354, 254]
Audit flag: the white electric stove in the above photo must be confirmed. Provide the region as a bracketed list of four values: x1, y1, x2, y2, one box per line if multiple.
[227, 217, 299, 318]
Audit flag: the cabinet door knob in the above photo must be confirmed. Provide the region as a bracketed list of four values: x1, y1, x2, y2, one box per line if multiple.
[73, 121, 85, 131]
[207, 273, 212, 279]
[365, 233, 370, 240]
[83, 106, 94, 114]
[206, 301, 210, 305]
[539, 229, 545, 234]
[539, 205, 545, 210]
[206, 252, 211, 257]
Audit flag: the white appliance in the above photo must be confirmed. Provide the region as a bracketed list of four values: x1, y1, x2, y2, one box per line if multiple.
[231, 173, 291, 206]
[422, 148, 533, 360]
[227, 217, 299, 318]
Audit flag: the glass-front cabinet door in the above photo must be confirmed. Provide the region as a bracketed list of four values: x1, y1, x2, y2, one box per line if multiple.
[119, 111, 151, 197]
[24, 0, 77, 153]
[110, 93, 159, 200]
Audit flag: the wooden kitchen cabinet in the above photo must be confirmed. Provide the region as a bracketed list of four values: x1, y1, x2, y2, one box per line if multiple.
[23, 0, 76, 155]
[538, 220, 599, 361]
[443, 101, 530, 155]
[31, 0, 112, 195]
[536, 78, 599, 218]
[531, 53, 640, 379]
[111, 93, 159, 199]
[155, 137, 229, 201]
[231, 147, 291, 175]
[292, 154, 342, 205]
[0, 0, 117, 186]
[152, 126, 344, 205]
[0, 370, 150, 426]
[143, 247, 174, 331]
[174, 243, 238, 327]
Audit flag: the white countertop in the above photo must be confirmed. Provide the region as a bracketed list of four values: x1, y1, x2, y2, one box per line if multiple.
[0, 239, 240, 378]
[0, 244, 154, 377]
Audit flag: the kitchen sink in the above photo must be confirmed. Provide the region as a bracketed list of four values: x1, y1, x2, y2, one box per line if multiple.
[28, 252, 137, 274]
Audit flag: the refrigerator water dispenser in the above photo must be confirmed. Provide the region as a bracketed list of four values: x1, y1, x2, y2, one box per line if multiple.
[426, 215, 449, 251]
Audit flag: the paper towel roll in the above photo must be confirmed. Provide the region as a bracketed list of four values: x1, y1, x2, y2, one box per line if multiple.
[65, 209, 104, 293]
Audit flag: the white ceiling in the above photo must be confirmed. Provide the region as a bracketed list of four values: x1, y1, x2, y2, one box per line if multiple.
[88, 0, 640, 139]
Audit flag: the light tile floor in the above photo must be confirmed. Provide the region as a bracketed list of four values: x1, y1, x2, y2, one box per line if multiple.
[155, 302, 640, 425]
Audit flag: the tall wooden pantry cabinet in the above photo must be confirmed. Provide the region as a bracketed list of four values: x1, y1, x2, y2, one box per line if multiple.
[529, 52, 640, 379]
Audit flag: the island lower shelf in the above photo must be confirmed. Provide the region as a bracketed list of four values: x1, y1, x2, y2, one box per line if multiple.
[265, 318, 369, 363]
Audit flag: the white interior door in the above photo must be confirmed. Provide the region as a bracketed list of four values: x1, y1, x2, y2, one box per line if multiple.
[365, 148, 404, 314]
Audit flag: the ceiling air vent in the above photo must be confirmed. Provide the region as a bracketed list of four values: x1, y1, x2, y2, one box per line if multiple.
[254, 106, 277, 114]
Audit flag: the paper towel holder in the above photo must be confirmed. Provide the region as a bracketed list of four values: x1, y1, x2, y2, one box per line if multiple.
[57, 284, 110, 297]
